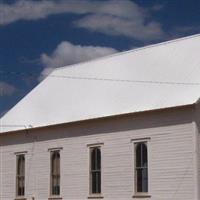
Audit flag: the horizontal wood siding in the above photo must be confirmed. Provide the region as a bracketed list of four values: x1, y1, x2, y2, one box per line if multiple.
[194, 102, 200, 199]
[0, 107, 196, 200]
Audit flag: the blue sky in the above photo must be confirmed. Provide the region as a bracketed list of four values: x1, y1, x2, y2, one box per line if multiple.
[1, 0, 200, 116]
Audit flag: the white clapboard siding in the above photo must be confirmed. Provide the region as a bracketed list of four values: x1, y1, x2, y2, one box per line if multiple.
[194, 102, 200, 199]
[0, 106, 197, 200]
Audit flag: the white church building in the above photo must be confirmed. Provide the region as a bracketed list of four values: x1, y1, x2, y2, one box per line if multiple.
[1, 34, 200, 200]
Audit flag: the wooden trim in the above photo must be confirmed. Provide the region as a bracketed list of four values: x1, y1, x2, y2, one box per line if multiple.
[14, 151, 28, 155]
[132, 140, 149, 195]
[88, 195, 104, 199]
[132, 194, 151, 198]
[49, 150, 61, 197]
[87, 143, 104, 147]
[48, 147, 63, 152]
[130, 137, 151, 142]
[89, 146, 102, 195]
[16, 154, 25, 198]
[48, 197, 62, 200]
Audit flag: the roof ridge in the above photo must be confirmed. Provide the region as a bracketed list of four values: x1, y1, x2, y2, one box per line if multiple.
[53, 33, 200, 72]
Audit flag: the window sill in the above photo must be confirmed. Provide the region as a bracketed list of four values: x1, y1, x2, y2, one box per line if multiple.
[88, 194, 104, 199]
[132, 194, 151, 198]
[48, 197, 62, 200]
[15, 197, 27, 200]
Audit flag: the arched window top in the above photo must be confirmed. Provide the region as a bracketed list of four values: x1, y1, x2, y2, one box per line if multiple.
[91, 147, 101, 170]
[16, 154, 25, 197]
[90, 146, 101, 194]
[135, 142, 148, 193]
[51, 151, 60, 174]
[17, 155, 25, 176]
[51, 151, 60, 160]
[91, 147, 101, 156]
[50, 150, 60, 196]
[136, 143, 147, 168]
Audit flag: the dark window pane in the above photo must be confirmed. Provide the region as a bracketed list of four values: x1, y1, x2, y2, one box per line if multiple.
[92, 172, 97, 193]
[17, 155, 25, 196]
[136, 168, 142, 192]
[17, 158, 20, 175]
[51, 151, 60, 196]
[96, 149, 101, 170]
[18, 177, 25, 196]
[90, 147, 101, 194]
[136, 144, 141, 167]
[141, 144, 148, 167]
[52, 151, 60, 174]
[92, 172, 101, 194]
[52, 184, 60, 196]
[91, 149, 96, 170]
[142, 168, 148, 192]
[136, 168, 148, 193]
[135, 143, 148, 193]
[97, 172, 101, 193]
[17, 155, 25, 176]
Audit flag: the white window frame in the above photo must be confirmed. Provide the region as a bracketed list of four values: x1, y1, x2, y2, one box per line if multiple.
[49, 148, 62, 198]
[87, 143, 104, 199]
[16, 153, 26, 198]
[131, 138, 151, 198]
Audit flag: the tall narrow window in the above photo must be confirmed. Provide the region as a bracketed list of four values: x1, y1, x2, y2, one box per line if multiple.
[90, 147, 101, 194]
[50, 150, 60, 196]
[135, 142, 148, 193]
[16, 154, 25, 197]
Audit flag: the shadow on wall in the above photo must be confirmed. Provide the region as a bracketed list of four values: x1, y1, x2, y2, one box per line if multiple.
[0, 105, 194, 146]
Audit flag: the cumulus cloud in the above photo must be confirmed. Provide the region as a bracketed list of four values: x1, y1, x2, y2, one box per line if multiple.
[0, 0, 165, 41]
[39, 41, 118, 80]
[0, 82, 17, 97]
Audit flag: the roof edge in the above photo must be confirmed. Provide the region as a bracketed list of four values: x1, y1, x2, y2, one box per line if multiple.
[53, 33, 200, 72]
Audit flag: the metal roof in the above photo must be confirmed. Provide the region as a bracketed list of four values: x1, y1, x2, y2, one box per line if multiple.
[1, 34, 200, 133]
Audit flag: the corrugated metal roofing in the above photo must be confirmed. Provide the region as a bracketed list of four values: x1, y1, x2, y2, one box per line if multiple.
[1, 34, 200, 133]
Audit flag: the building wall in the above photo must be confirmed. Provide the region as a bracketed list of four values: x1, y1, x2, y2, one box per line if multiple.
[0, 107, 197, 200]
[194, 102, 200, 200]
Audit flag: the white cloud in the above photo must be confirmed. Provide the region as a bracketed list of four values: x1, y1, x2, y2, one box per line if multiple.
[75, 14, 164, 41]
[40, 41, 118, 80]
[74, 0, 165, 41]
[0, 0, 77, 25]
[0, 0, 145, 24]
[0, 82, 17, 96]
[0, 0, 165, 41]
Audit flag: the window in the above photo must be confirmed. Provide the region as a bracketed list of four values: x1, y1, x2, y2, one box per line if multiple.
[50, 150, 60, 196]
[16, 154, 25, 197]
[135, 142, 148, 193]
[90, 147, 101, 194]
